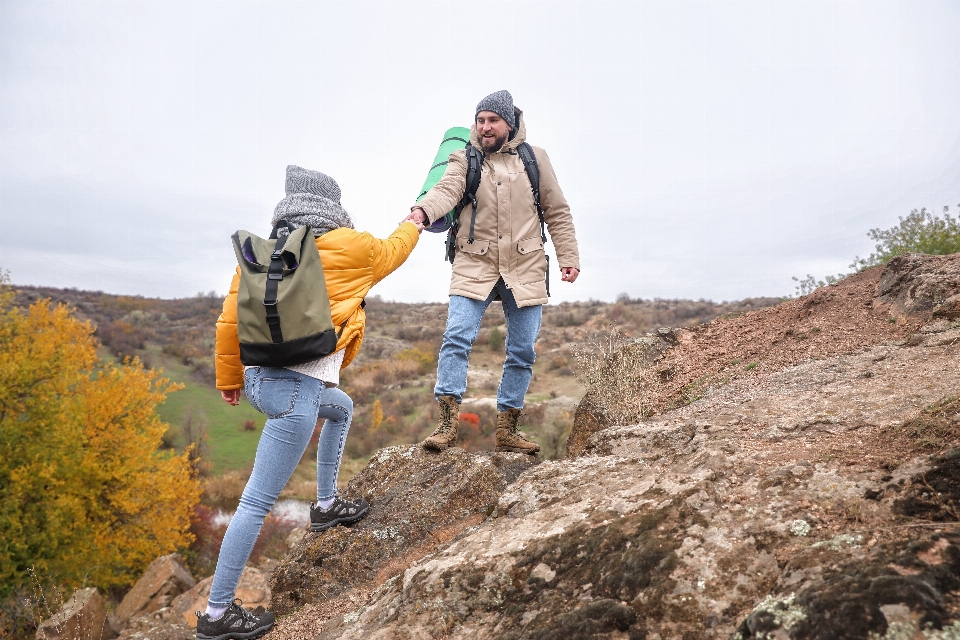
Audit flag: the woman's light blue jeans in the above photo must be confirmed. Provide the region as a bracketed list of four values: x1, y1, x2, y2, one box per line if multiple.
[435, 278, 542, 412]
[208, 366, 353, 608]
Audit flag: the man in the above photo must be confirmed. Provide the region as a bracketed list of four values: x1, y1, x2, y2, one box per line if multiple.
[404, 90, 580, 454]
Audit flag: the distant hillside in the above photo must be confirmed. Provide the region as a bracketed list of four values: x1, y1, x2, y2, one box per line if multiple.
[11, 285, 784, 480]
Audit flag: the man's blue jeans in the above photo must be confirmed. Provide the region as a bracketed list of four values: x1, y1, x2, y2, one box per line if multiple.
[435, 278, 542, 412]
[208, 366, 353, 608]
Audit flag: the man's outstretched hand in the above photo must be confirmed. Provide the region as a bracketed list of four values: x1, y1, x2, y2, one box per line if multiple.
[560, 267, 580, 283]
[402, 208, 426, 234]
[403, 208, 427, 227]
[221, 389, 240, 406]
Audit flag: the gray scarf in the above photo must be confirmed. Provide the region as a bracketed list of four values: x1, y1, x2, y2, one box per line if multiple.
[272, 193, 355, 237]
[271, 165, 355, 237]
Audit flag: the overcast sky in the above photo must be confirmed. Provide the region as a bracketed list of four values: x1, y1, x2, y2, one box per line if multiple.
[2, 0, 959, 303]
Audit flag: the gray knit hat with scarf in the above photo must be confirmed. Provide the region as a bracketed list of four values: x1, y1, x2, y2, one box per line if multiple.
[476, 90, 516, 129]
[272, 165, 355, 237]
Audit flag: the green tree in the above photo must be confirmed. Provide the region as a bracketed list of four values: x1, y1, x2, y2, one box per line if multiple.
[488, 327, 504, 351]
[0, 287, 201, 596]
[854, 207, 960, 270]
[794, 206, 960, 296]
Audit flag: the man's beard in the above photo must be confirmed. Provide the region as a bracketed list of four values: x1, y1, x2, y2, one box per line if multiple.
[479, 130, 509, 154]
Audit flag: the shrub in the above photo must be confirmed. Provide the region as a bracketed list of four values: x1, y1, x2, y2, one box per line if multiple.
[458, 405, 499, 452]
[202, 470, 249, 511]
[488, 327, 504, 351]
[793, 206, 960, 296]
[0, 292, 201, 596]
[396, 347, 436, 375]
[854, 207, 960, 270]
[572, 327, 662, 425]
[184, 505, 227, 577]
[249, 514, 297, 565]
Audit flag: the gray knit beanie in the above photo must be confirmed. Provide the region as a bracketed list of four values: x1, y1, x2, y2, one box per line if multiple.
[272, 165, 354, 237]
[285, 164, 341, 202]
[475, 90, 516, 129]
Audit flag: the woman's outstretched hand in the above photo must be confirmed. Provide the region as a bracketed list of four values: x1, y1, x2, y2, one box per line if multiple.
[221, 389, 240, 406]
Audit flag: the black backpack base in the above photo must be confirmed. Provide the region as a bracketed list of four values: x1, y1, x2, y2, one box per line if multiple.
[239, 330, 340, 368]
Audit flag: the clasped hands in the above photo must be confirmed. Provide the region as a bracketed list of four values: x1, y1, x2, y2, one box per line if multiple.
[400, 208, 579, 283]
[403, 208, 427, 234]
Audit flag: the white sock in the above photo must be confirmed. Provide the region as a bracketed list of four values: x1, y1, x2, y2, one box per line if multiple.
[205, 605, 227, 620]
[317, 496, 335, 510]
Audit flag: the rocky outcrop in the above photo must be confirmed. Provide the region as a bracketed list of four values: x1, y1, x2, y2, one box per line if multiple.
[876, 253, 960, 319]
[36, 587, 114, 640]
[111, 554, 195, 631]
[270, 445, 538, 616]
[568, 255, 960, 459]
[264, 254, 960, 639]
[566, 390, 610, 459]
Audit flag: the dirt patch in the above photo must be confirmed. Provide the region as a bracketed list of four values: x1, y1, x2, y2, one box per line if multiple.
[655, 266, 916, 410]
[569, 264, 920, 456]
[570, 255, 960, 458]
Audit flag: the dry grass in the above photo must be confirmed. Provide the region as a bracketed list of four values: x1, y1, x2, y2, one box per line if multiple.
[571, 327, 662, 426]
[894, 395, 960, 451]
[202, 470, 249, 510]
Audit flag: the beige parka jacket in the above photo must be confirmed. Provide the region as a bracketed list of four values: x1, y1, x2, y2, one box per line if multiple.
[414, 111, 579, 307]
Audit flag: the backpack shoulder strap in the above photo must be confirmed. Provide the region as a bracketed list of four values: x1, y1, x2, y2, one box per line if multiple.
[447, 143, 484, 261]
[517, 141, 551, 297]
[517, 142, 545, 242]
[463, 143, 483, 204]
[461, 144, 483, 244]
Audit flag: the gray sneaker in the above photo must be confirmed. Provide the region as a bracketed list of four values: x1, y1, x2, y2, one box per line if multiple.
[195, 600, 274, 640]
[309, 496, 370, 532]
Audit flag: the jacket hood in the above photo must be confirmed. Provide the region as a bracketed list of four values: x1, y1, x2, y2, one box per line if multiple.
[470, 108, 526, 154]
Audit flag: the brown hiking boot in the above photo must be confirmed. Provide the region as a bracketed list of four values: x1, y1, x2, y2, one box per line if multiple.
[422, 395, 460, 450]
[495, 408, 541, 455]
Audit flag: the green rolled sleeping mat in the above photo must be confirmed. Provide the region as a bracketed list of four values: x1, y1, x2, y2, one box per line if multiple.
[417, 126, 470, 233]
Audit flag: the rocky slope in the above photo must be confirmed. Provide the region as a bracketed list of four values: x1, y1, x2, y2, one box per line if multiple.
[261, 253, 960, 639]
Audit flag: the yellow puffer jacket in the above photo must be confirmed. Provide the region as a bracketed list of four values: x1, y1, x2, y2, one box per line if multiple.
[215, 222, 419, 390]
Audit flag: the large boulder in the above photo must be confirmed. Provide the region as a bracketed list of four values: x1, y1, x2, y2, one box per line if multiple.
[270, 445, 539, 615]
[111, 554, 195, 630]
[307, 318, 960, 638]
[565, 390, 610, 459]
[875, 252, 960, 318]
[170, 566, 271, 629]
[36, 587, 114, 640]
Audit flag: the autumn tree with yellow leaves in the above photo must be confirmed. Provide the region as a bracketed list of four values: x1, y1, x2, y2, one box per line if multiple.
[0, 281, 202, 597]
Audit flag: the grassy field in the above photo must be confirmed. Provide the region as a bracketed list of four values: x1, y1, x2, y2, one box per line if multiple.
[148, 347, 265, 474]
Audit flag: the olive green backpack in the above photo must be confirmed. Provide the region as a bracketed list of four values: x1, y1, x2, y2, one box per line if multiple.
[231, 221, 341, 366]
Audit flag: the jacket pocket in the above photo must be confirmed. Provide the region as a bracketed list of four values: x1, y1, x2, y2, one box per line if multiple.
[516, 235, 546, 285]
[256, 377, 301, 418]
[454, 239, 493, 281]
[457, 239, 490, 256]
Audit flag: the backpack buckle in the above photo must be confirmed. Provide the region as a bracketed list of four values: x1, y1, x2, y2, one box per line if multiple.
[267, 273, 283, 281]
[271, 250, 283, 260]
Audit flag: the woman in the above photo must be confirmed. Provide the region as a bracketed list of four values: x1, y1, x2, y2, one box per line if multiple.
[197, 165, 422, 640]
